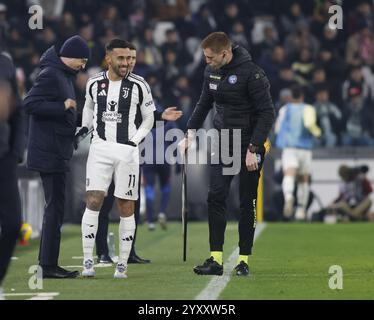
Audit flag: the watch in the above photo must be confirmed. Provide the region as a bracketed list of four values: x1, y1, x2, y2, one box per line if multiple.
[248, 143, 259, 153]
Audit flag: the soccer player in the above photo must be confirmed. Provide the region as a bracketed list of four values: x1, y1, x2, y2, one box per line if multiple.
[80, 39, 155, 278]
[275, 84, 321, 220]
[91, 43, 182, 264]
[179, 32, 275, 276]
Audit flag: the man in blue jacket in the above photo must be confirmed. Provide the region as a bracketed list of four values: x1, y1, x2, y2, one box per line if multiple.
[0, 48, 25, 297]
[23, 35, 89, 279]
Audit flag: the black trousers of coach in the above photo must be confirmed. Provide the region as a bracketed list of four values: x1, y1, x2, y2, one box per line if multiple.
[208, 150, 265, 256]
[0, 154, 22, 284]
[38, 171, 66, 267]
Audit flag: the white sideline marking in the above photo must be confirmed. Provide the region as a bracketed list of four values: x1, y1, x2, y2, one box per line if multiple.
[4, 292, 60, 300]
[194, 223, 266, 300]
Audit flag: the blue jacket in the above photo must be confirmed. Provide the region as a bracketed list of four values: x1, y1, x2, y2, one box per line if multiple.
[23, 46, 78, 172]
[0, 52, 25, 161]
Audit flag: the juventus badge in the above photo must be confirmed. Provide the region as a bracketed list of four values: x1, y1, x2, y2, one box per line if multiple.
[122, 87, 129, 99]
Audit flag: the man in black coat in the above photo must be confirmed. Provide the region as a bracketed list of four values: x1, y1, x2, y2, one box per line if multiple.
[0, 50, 24, 297]
[179, 32, 275, 276]
[23, 35, 89, 279]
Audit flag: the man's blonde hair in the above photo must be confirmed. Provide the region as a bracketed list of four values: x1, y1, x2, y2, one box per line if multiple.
[201, 32, 231, 53]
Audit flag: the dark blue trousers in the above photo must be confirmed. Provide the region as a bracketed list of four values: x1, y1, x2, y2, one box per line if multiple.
[38, 172, 65, 267]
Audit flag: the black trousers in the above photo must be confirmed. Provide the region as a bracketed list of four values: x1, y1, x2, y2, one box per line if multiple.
[0, 154, 22, 284]
[96, 176, 141, 257]
[38, 171, 66, 267]
[208, 151, 264, 255]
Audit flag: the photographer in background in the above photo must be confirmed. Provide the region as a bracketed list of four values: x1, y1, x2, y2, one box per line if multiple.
[327, 165, 373, 221]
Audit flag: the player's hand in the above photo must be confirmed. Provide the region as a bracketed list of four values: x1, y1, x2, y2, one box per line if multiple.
[73, 127, 88, 150]
[245, 149, 259, 171]
[64, 98, 76, 110]
[162, 106, 183, 121]
[178, 131, 195, 156]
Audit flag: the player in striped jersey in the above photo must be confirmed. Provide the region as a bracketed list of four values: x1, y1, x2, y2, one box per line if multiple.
[80, 39, 155, 278]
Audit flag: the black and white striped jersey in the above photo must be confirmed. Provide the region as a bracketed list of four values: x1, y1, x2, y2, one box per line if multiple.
[82, 71, 155, 145]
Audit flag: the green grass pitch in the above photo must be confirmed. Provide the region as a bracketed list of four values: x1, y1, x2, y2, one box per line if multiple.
[3, 222, 374, 300]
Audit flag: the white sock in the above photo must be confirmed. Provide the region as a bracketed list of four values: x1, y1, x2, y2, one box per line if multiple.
[81, 208, 99, 262]
[282, 175, 295, 202]
[297, 182, 309, 211]
[118, 215, 136, 266]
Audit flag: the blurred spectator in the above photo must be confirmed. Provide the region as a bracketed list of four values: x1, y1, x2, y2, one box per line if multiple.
[133, 27, 163, 67]
[341, 85, 374, 146]
[79, 23, 105, 68]
[347, 0, 374, 36]
[342, 65, 372, 104]
[284, 21, 320, 59]
[7, 28, 33, 66]
[271, 63, 297, 101]
[161, 28, 192, 66]
[310, 0, 335, 38]
[229, 21, 250, 51]
[149, 0, 189, 21]
[193, 4, 217, 39]
[35, 27, 57, 56]
[313, 85, 343, 147]
[291, 47, 315, 86]
[279, 2, 308, 36]
[346, 20, 374, 68]
[133, 48, 154, 78]
[258, 45, 286, 84]
[253, 24, 279, 58]
[58, 11, 77, 39]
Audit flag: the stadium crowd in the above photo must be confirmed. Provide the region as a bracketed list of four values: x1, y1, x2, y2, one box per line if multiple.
[1, 0, 374, 146]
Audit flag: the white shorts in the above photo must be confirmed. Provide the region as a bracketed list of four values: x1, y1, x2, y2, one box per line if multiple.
[86, 140, 139, 200]
[281, 148, 312, 175]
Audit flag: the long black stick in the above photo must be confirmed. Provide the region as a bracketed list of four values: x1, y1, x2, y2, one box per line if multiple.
[181, 149, 188, 261]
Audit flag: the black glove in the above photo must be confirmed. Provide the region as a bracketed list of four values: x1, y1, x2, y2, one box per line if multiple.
[73, 127, 89, 150]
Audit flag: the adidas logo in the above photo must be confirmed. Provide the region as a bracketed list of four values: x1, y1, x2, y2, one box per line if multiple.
[85, 233, 95, 239]
[98, 90, 107, 96]
[122, 235, 134, 241]
[125, 190, 133, 196]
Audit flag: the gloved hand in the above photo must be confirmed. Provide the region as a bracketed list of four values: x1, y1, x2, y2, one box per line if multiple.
[73, 127, 89, 150]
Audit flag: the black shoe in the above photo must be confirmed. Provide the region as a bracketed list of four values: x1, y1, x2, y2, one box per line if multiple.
[234, 261, 249, 276]
[41, 266, 80, 279]
[128, 254, 151, 264]
[97, 254, 114, 264]
[193, 257, 223, 276]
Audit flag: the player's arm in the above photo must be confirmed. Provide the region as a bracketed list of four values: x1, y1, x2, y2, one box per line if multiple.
[247, 67, 275, 149]
[81, 79, 95, 131]
[186, 70, 214, 130]
[74, 79, 95, 149]
[130, 82, 155, 145]
[303, 105, 321, 138]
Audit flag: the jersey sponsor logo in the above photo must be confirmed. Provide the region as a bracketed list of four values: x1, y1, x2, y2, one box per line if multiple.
[209, 83, 218, 90]
[228, 75, 237, 84]
[98, 89, 107, 96]
[108, 100, 117, 111]
[122, 87, 129, 99]
[145, 100, 154, 107]
[209, 74, 221, 80]
[102, 111, 122, 123]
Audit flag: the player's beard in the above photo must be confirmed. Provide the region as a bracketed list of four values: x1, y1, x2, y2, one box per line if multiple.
[113, 63, 128, 78]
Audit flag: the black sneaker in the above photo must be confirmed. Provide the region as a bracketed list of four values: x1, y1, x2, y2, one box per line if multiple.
[97, 254, 114, 264]
[193, 257, 223, 276]
[234, 261, 249, 276]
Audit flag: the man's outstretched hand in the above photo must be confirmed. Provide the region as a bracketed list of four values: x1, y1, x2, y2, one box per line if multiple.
[162, 106, 183, 121]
